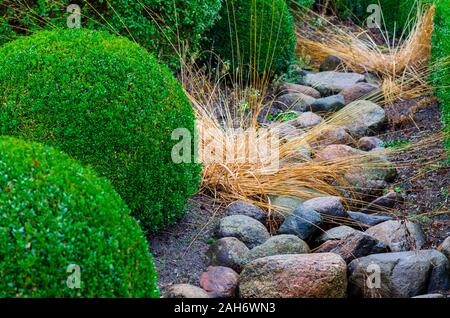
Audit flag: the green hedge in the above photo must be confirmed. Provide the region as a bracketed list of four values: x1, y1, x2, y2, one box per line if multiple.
[331, 0, 429, 33]
[0, 0, 222, 67]
[286, 0, 315, 24]
[431, 0, 450, 150]
[0, 29, 201, 233]
[0, 137, 159, 297]
[287, 0, 315, 12]
[208, 0, 297, 78]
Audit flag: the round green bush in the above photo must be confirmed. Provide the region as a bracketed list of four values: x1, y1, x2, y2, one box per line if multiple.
[208, 0, 297, 77]
[0, 29, 201, 232]
[0, 136, 159, 297]
[0, 0, 222, 67]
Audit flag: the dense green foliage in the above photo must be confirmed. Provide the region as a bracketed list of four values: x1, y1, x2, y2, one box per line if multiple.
[0, 137, 159, 297]
[208, 0, 297, 78]
[287, 0, 315, 13]
[0, 0, 222, 67]
[0, 29, 201, 232]
[331, 0, 430, 33]
[431, 0, 450, 150]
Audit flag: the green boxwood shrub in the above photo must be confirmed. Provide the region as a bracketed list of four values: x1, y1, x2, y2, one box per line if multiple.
[331, 0, 430, 33]
[0, 0, 222, 67]
[0, 136, 159, 297]
[431, 0, 450, 150]
[0, 29, 201, 232]
[208, 0, 297, 78]
[287, 0, 315, 13]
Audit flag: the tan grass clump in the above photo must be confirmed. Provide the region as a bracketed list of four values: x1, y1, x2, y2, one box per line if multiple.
[294, 4, 435, 78]
[180, 61, 405, 220]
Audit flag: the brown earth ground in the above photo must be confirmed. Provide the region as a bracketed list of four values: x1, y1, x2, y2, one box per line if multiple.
[148, 98, 449, 290]
[148, 194, 219, 288]
[383, 99, 449, 248]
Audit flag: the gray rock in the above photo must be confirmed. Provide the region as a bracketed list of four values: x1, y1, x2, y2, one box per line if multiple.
[438, 236, 450, 260]
[314, 239, 341, 253]
[207, 237, 250, 273]
[224, 201, 267, 223]
[310, 125, 353, 149]
[315, 225, 358, 244]
[315, 144, 397, 183]
[294, 141, 312, 160]
[363, 72, 381, 85]
[412, 294, 445, 298]
[278, 205, 323, 241]
[239, 253, 348, 298]
[315, 144, 362, 161]
[348, 211, 393, 226]
[163, 284, 210, 298]
[269, 195, 305, 219]
[246, 234, 310, 263]
[344, 167, 397, 186]
[319, 231, 389, 263]
[342, 100, 386, 138]
[200, 266, 239, 298]
[277, 83, 321, 98]
[370, 147, 386, 153]
[358, 136, 384, 151]
[346, 179, 390, 203]
[320, 55, 343, 72]
[310, 94, 346, 112]
[301, 71, 366, 96]
[360, 191, 403, 214]
[283, 141, 312, 162]
[274, 93, 315, 112]
[365, 220, 426, 252]
[303, 196, 349, 218]
[348, 250, 450, 298]
[218, 215, 270, 248]
[289, 111, 323, 128]
[340, 82, 379, 104]
[270, 122, 301, 142]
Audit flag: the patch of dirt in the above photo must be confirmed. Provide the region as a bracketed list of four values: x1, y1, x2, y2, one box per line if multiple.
[382, 99, 450, 247]
[147, 194, 222, 289]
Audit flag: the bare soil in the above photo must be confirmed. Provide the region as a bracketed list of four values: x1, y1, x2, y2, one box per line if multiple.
[147, 194, 221, 289]
[382, 99, 450, 248]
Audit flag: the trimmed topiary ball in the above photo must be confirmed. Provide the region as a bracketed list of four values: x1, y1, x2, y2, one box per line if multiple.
[0, 136, 159, 297]
[208, 0, 297, 78]
[0, 29, 201, 232]
[0, 0, 222, 67]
